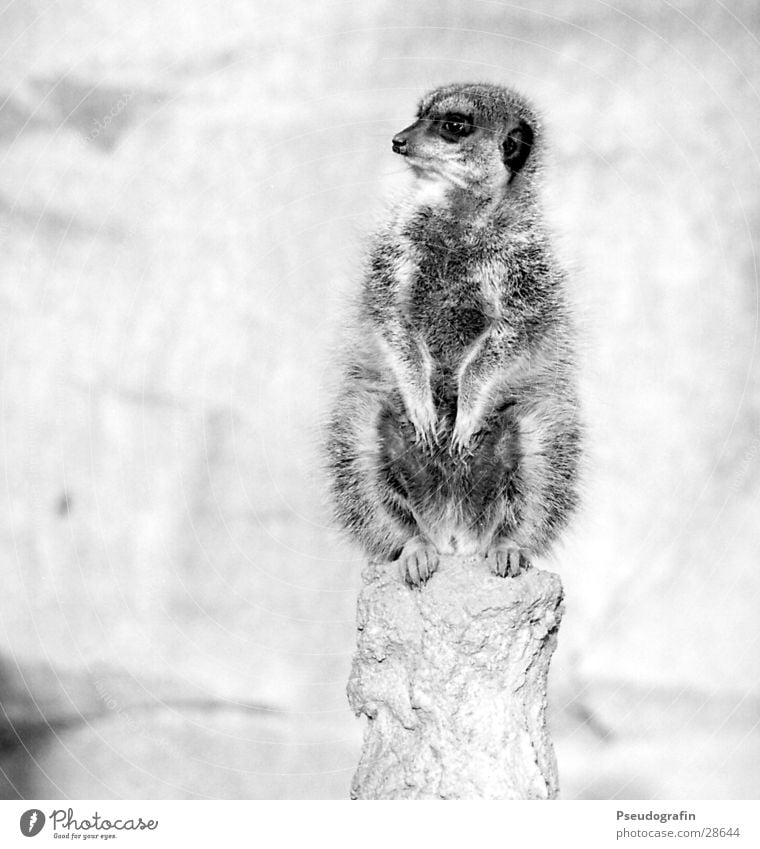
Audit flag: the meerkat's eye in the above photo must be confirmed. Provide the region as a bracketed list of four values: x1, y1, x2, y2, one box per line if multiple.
[438, 114, 474, 142]
[442, 119, 466, 134]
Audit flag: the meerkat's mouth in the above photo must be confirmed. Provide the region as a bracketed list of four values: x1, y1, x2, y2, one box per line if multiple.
[403, 154, 443, 175]
[409, 160, 439, 178]
[408, 159, 469, 191]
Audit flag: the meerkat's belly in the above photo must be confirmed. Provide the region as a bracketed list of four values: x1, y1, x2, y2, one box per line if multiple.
[377, 391, 520, 552]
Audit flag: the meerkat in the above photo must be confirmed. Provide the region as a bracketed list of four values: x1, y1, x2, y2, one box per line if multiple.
[326, 82, 581, 586]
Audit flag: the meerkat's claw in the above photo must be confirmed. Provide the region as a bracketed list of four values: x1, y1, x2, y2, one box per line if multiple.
[450, 436, 465, 454]
[407, 400, 439, 448]
[487, 541, 530, 578]
[449, 429, 475, 456]
[398, 536, 440, 586]
[450, 410, 479, 454]
[413, 424, 438, 449]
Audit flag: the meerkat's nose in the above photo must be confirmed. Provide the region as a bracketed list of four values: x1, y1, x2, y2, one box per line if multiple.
[392, 134, 408, 154]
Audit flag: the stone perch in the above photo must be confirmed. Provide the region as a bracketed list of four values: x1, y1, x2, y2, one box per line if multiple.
[347, 556, 564, 800]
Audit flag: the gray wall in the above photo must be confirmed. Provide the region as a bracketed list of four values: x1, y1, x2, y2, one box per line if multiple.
[0, 0, 758, 798]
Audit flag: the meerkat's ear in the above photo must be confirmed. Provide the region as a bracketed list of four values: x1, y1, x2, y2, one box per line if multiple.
[502, 120, 534, 176]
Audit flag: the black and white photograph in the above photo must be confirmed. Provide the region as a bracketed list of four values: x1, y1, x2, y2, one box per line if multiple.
[0, 0, 758, 811]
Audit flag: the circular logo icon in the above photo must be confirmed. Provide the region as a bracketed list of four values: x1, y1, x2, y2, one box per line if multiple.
[20, 810, 46, 837]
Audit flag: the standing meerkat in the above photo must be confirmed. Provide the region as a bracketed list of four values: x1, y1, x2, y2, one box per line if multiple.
[326, 82, 581, 586]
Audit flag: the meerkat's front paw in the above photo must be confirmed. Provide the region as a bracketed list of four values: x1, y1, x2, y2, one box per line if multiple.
[407, 398, 439, 446]
[398, 535, 440, 586]
[487, 540, 530, 578]
[450, 410, 479, 453]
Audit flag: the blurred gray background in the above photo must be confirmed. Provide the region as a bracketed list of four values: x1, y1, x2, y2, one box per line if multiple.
[0, 0, 758, 799]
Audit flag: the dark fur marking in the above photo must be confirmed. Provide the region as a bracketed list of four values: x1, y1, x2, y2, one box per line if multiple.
[503, 120, 533, 175]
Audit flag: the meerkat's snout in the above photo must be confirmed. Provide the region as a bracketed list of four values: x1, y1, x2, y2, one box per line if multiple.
[392, 121, 421, 155]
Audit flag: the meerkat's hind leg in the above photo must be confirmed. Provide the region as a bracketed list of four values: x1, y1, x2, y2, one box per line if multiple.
[398, 535, 440, 586]
[486, 539, 531, 578]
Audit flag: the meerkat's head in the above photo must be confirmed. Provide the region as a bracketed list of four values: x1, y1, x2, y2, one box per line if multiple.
[392, 83, 541, 204]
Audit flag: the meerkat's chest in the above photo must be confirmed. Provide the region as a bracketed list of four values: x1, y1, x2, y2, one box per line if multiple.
[406, 249, 489, 362]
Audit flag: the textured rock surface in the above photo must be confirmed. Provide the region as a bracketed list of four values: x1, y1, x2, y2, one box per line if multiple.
[348, 558, 564, 799]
